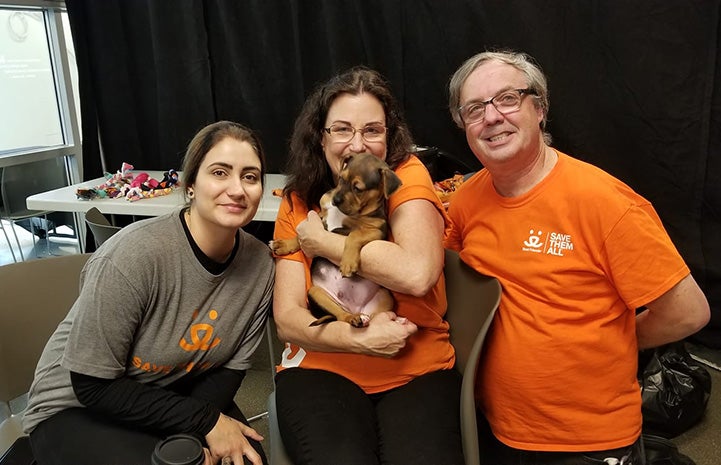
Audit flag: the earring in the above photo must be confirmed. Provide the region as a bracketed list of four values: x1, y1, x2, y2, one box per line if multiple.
[187, 189, 194, 199]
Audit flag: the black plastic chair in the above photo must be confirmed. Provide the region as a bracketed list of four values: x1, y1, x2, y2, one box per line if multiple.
[414, 146, 480, 182]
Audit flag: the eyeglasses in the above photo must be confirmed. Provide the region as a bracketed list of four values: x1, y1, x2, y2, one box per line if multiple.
[323, 124, 387, 143]
[458, 88, 537, 125]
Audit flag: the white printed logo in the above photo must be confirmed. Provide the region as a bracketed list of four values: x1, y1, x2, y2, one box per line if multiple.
[523, 229, 544, 252]
[522, 228, 574, 256]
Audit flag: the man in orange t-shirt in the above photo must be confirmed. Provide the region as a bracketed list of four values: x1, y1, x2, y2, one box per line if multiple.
[445, 50, 710, 464]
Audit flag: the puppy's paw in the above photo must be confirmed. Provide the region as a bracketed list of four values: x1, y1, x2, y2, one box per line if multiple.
[348, 313, 370, 328]
[269, 238, 299, 256]
[339, 258, 359, 277]
[268, 240, 283, 254]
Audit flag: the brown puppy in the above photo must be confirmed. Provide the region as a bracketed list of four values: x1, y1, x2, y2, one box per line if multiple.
[270, 153, 402, 327]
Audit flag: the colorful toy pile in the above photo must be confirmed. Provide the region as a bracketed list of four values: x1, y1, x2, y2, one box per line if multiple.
[76, 162, 180, 202]
[433, 173, 466, 209]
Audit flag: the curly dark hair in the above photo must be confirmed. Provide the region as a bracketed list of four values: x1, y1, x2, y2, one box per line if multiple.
[283, 66, 414, 208]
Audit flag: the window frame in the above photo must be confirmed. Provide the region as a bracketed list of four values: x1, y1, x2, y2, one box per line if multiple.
[0, 0, 81, 185]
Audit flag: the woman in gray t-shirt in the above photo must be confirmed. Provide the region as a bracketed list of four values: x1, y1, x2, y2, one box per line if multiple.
[24, 121, 275, 465]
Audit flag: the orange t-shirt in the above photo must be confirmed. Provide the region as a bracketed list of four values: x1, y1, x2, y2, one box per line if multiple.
[273, 155, 455, 393]
[445, 151, 689, 451]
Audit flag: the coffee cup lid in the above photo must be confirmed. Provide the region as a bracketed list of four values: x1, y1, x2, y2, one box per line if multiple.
[151, 434, 204, 465]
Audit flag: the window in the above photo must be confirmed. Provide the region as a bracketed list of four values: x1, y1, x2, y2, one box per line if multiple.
[0, 1, 81, 179]
[1, 1, 82, 263]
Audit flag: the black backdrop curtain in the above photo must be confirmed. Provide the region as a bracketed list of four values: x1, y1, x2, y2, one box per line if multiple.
[66, 0, 721, 345]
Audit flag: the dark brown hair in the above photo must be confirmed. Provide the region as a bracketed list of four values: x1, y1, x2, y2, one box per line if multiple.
[283, 66, 414, 208]
[181, 121, 267, 204]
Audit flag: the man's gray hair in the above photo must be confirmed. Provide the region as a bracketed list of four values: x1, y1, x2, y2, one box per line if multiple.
[448, 50, 552, 144]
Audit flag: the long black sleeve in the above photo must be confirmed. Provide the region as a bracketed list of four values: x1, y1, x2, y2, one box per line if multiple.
[70, 367, 245, 436]
[182, 368, 246, 411]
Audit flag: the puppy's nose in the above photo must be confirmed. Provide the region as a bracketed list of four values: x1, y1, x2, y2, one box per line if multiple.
[332, 191, 343, 206]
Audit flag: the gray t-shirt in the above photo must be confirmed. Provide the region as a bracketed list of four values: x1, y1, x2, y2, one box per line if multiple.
[23, 211, 274, 433]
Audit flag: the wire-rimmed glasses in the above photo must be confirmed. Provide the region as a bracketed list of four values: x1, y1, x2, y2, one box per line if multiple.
[458, 88, 537, 125]
[323, 124, 387, 143]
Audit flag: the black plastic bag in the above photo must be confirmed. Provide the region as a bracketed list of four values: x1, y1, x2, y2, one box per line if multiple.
[639, 342, 712, 438]
[643, 434, 696, 465]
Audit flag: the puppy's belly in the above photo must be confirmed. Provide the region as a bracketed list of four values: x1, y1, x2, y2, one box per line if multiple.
[311, 258, 385, 314]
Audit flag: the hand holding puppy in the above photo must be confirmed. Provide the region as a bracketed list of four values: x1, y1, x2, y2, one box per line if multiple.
[295, 210, 329, 259]
[352, 311, 418, 358]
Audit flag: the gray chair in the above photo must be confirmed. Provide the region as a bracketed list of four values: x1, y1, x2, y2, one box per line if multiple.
[84, 207, 122, 248]
[0, 253, 92, 461]
[267, 390, 289, 465]
[443, 249, 501, 465]
[0, 162, 66, 261]
[266, 249, 501, 465]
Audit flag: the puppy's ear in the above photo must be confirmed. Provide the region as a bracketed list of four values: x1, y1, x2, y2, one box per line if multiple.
[380, 168, 402, 198]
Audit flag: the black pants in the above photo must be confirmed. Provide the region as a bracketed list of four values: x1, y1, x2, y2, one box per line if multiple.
[477, 411, 646, 465]
[275, 367, 465, 465]
[29, 402, 267, 465]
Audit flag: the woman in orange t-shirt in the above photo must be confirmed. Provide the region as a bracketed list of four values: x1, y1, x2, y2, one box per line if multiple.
[271, 67, 463, 465]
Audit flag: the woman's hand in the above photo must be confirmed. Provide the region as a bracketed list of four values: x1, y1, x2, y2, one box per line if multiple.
[202, 447, 213, 465]
[353, 311, 418, 357]
[205, 413, 264, 465]
[296, 210, 328, 259]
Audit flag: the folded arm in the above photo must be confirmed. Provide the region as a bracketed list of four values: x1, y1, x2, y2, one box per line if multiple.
[296, 198, 445, 296]
[272, 258, 418, 356]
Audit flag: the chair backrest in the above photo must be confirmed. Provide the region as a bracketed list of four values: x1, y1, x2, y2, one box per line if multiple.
[84, 207, 122, 247]
[0, 253, 91, 456]
[0, 254, 91, 403]
[415, 146, 479, 182]
[0, 158, 68, 217]
[443, 249, 501, 465]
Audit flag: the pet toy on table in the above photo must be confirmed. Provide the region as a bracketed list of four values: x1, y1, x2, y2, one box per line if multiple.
[433, 173, 466, 209]
[76, 163, 180, 202]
